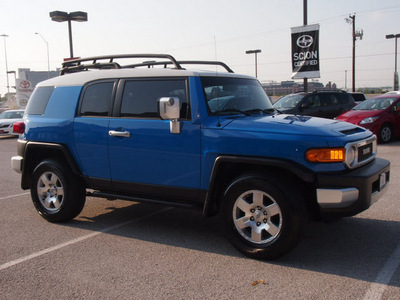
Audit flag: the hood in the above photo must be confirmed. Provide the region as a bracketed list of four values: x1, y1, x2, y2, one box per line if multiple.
[336, 110, 380, 125]
[221, 114, 367, 138]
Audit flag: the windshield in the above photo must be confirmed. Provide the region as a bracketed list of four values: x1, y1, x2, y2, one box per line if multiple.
[353, 97, 396, 111]
[201, 77, 273, 115]
[0, 110, 24, 119]
[273, 93, 304, 109]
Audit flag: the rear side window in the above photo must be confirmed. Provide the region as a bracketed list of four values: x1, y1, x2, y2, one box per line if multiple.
[79, 82, 114, 116]
[25, 86, 54, 115]
[336, 93, 350, 105]
[120, 79, 188, 119]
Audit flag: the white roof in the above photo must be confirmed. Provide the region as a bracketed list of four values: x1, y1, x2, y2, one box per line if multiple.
[37, 68, 254, 88]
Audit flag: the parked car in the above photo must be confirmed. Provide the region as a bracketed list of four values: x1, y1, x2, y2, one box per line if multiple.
[273, 90, 355, 119]
[0, 103, 9, 113]
[11, 54, 390, 260]
[336, 94, 400, 143]
[0, 109, 24, 136]
[349, 92, 367, 104]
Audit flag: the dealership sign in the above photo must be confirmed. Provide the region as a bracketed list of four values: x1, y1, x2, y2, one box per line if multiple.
[291, 24, 320, 79]
[16, 79, 33, 108]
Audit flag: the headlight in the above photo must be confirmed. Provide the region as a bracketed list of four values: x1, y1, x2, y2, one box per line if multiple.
[360, 117, 379, 124]
[345, 145, 357, 167]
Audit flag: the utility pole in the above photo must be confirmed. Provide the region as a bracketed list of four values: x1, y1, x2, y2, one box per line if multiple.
[346, 14, 363, 92]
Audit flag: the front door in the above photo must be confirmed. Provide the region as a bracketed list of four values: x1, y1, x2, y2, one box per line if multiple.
[107, 78, 201, 200]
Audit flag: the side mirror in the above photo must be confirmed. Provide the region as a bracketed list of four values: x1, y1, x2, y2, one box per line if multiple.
[158, 97, 181, 134]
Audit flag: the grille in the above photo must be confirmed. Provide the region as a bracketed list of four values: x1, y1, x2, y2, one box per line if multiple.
[345, 136, 376, 169]
[358, 143, 373, 163]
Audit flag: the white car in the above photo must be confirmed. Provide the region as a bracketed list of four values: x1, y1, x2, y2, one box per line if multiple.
[0, 109, 24, 136]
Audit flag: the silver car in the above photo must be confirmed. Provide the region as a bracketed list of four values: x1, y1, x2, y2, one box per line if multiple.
[0, 109, 24, 136]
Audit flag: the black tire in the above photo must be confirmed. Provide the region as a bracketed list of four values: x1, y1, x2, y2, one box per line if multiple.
[379, 124, 393, 143]
[222, 175, 304, 260]
[30, 160, 86, 222]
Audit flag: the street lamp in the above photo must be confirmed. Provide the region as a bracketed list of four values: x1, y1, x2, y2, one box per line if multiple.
[0, 34, 10, 98]
[246, 49, 261, 78]
[386, 33, 400, 91]
[35, 32, 50, 78]
[49, 11, 88, 58]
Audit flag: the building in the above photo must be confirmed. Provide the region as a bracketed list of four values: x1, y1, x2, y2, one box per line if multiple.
[13, 68, 59, 108]
[262, 80, 326, 96]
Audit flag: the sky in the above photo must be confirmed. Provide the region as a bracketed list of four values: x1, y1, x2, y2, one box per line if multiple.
[0, 0, 399, 96]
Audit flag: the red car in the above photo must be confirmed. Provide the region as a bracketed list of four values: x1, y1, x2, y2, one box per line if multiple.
[336, 94, 400, 143]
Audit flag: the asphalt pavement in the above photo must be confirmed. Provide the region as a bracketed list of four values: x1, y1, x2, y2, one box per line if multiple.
[0, 135, 399, 299]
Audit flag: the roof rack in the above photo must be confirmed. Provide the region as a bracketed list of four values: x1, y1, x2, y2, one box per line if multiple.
[60, 54, 234, 75]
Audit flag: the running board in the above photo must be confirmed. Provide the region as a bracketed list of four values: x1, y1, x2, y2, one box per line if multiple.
[86, 191, 202, 210]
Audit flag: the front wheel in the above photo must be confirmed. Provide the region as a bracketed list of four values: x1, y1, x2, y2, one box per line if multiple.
[379, 125, 393, 143]
[31, 160, 86, 222]
[223, 176, 304, 260]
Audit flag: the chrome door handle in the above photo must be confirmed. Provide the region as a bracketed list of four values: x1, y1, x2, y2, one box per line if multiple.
[109, 130, 130, 138]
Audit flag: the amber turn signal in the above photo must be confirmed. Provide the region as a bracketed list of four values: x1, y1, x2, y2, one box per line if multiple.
[306, 148, 345, 163]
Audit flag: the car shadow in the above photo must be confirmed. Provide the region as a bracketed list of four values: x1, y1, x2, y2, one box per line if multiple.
[61, 198, 400, 288]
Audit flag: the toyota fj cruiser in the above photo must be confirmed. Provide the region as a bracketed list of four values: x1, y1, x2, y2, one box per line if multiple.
[11, 54, 390, 259]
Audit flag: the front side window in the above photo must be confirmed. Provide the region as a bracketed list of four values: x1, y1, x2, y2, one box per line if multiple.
[120, 79, 188, 119]
[79, 82, 114, 116]
[201, 77, 272, 114]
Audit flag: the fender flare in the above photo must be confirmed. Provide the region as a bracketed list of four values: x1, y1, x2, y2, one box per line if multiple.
[202, 156, 315, 216]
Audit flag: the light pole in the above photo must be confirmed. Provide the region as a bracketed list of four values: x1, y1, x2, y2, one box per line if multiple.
[386, 33, 400, 91]
[35, 33, 50, 78]
[49, 11, 88, 58]
[246, 49, 261, 78]
[0, 34, 10, 98]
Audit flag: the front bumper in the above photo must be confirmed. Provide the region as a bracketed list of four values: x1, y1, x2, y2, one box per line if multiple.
[316, 157, 390, 217]
[11, 155, 23, 174]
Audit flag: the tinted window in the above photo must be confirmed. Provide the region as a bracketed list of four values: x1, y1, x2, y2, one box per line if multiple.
[80, 82, 114, 116]
[120, 79, 188, 118]
[25, 86, 54, 115]
[302, 95, 321, 108]
[336, 93, 350, 105]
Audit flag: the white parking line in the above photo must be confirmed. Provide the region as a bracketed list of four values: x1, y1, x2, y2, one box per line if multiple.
[0, 207, 170, 271]
[0, 192, 30, 201]
[363, 240, 400, 300]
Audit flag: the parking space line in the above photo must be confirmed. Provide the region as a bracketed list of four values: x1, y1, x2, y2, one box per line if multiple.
[363, 240, 400, 300]
[0, 207, 170, 271]
[0, 192, 30, 201]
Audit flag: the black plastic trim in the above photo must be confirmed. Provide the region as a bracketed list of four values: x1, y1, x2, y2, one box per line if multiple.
[317, 157, 390, 217]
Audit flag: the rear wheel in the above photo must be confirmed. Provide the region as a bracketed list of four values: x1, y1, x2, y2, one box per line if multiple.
[223, 176, 304, 260]
[31, 160, 86, 222]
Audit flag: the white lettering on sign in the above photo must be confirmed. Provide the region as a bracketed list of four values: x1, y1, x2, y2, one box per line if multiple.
[293, 51, 318, 61]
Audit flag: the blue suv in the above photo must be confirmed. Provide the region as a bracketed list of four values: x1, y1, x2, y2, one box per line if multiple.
[11, 54, 390, 259]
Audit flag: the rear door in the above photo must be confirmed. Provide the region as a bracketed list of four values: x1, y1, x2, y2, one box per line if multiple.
[73, 80, 116, 184]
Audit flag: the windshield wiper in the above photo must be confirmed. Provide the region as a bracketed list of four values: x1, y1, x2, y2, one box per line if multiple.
[243, 108, 279, 115]
[215, 109, 251, 116]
